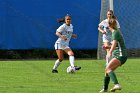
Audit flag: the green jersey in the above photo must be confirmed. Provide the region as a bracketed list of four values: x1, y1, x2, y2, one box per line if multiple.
[112, 30, 127, 58]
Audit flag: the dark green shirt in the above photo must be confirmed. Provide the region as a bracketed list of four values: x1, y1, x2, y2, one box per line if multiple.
[112, 30, 127, 57]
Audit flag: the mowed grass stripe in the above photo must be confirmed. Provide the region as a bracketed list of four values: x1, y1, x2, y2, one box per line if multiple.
[0, 59, 139, 93]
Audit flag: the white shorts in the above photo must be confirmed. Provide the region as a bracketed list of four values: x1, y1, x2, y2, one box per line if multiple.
[54, 43, 70, 50]
[102, 34, 112, 43]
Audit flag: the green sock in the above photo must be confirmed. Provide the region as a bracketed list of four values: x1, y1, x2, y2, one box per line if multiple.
[108, 71, 119, 84]
[104, 76, 110, 90]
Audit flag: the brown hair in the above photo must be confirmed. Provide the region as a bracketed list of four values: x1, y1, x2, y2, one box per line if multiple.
[109, 18, 117, 29]
[57, 14, 71, 23]
[108, 10, 117, 19]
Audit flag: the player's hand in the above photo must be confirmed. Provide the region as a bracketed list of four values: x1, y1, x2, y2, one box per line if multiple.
[61, 35, 67, 40]
[72, 34, 77, 39]
[102, 31, 106, 34]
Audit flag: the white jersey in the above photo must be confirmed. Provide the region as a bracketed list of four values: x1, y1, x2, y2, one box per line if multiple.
[99, 19, 120, 42]
[55, 23, 73, 46]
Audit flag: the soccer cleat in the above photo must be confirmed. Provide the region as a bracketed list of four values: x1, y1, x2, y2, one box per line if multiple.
[110, 84, 121, 92]
[75, 66, 81, 70]
[52, 69, 58, 73]
[99, 89, 108, 92]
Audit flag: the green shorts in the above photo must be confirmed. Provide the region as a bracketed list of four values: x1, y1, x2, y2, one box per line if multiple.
[115, 56, 127, 65]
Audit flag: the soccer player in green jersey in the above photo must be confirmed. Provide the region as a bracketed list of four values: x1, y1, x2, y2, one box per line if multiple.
[99, 18, 127, 92]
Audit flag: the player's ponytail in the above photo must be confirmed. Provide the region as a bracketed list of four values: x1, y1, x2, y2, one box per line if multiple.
[57, 18, 65, 23]
[57, 14, 71, 23]
[112, 15, 117, 19]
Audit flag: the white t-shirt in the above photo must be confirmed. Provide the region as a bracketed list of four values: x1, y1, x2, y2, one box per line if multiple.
[55, 23, 73, 46]
[99, 19, 120, 42]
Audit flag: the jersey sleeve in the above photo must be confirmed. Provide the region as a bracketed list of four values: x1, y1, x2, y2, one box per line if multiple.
[116, 20, 120, 28]
[56, 24, 65, 33]
[98, 20, 105, 28]
[112, 31, 120, 41]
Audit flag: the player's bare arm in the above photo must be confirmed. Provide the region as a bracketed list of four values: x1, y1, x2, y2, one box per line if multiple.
[56, 32, 67, 40]
[107, 40, 117, 57]
[98, 26, 106, 34]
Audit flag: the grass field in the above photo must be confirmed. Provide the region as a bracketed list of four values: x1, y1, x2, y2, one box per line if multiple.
[0, 58, 140, 93]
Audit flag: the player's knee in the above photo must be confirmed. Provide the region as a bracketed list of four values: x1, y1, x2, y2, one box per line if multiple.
[58, 58, 63, 62]
[68, 52, 74, 56]
[105, 68, 112, 74]
[105, 72, 108, 76]
[70, 53, 74, 56]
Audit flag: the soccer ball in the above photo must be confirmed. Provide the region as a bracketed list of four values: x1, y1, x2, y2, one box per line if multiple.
[67, 66, 76, 73]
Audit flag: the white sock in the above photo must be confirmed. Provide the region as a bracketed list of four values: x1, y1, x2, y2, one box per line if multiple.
[53, 59, 61, 70]
[69, 56, 75, 67]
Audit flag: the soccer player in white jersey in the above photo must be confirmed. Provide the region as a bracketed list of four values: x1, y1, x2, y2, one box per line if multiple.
[98, 10, 120, 54]
[52, 14, 81, 73]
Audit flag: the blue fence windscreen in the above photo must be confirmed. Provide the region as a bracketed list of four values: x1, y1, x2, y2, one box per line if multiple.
[0, 0, 101, 49]
[114, 0, 140, 49]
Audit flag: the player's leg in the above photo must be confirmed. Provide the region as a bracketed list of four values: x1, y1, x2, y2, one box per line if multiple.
[102, 40, 111, 65]
[64, 48, 81, 70]
[99, 68, 110, 92]
[103, 42, 111, 64]
[64, 48, 74, 67]
[52, 43, 64, 73]
[100, 38, 112, 92]
[52, 49, 64, 73]
[99, 75, 110, 92]
[100, 41, 111, 92]
[105, 58, 121, 92]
